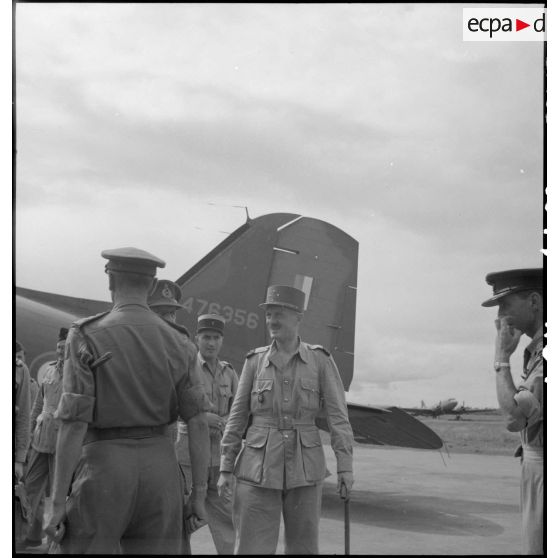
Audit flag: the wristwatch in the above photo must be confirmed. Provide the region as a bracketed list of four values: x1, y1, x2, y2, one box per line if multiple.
[494, 362, 511, 372]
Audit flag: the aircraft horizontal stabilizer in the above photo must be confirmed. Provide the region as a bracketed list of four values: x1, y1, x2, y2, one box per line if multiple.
[316, 403, 443, 450]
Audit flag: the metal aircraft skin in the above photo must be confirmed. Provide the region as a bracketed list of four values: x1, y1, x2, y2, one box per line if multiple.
[15, 213, 442, 450]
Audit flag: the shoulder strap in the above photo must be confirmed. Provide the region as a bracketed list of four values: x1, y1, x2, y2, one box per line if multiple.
[246, 346, 269, 359]
[308, 343, 331, 357]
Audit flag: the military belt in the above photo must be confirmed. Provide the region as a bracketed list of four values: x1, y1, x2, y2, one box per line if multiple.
[251, 416, 316, 430]
[84, 425, 168, 444]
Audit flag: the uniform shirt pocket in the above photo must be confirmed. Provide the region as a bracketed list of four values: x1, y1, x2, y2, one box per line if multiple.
[300, 378, 320, 411]
[234, 427, 270, 484]
[299, 429, 326, 482]
[251, 379, 274, 413]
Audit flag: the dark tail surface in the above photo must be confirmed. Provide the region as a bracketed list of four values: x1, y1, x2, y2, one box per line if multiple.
[174, 213, 358, 390]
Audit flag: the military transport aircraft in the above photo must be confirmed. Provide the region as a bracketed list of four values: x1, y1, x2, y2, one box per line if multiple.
[401, 399, 491, 419]
[15, 212, 442, 450]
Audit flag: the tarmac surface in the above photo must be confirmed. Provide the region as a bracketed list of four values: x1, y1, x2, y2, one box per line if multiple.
[189, 444, 522, 555]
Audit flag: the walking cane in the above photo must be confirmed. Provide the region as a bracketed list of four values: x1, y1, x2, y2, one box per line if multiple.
[340, 483, 350, 555]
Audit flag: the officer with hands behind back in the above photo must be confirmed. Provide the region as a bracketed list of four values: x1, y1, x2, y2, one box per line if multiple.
[45, 247, 210, 554]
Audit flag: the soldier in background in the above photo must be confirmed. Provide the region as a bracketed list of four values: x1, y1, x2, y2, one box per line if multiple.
[15, 341, 39, 413]
[14, 341, 31, 482]
[178, 314, 238, 554]
[18, 328, 68, 551]
[482, 268, 544, 555]
[218, 285, 354, 554]
[46, 248, 210, 554]
[15, 341, 32, 546]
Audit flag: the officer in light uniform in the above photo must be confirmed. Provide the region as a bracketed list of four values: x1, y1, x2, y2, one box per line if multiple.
[20, 328, 68, 550]
[218, 285, 354, 555]
[482, 268, 544, 555]
[46, 248, 210, 554]
[177, 314, 238, 554]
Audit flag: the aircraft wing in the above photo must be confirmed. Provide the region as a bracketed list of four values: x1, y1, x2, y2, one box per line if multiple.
[316, 403, 443, 450]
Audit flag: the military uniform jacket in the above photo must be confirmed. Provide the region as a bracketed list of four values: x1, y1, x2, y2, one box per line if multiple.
[177, 354, 239, 467]
[220, 340, 353, 490]
[30, 361, 63, 454]
[55, 298, 207, 429]
[14, 359, 31, 463]
[514, 327, 544, 451]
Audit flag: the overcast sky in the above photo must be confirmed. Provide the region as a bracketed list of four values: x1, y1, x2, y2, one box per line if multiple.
[14, 3, 545, 408]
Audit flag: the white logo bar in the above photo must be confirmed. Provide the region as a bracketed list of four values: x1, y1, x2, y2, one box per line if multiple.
[463, 8, 546, 42]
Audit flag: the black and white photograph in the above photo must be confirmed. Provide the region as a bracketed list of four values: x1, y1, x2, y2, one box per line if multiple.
[12, 2, 549, 555]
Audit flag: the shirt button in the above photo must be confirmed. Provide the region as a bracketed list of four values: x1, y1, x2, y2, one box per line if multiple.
[284, 398, 289, 402]
[284, 380, 289, 384]
[283, 433, 289, 438]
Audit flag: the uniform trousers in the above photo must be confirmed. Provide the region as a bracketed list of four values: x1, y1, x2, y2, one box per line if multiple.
[24, 449, 55, 542]
[182, 465, 235, 554]
[233, 480, 322, 555]
[61, 435, 185, 555]
[520, 449, 544, 555]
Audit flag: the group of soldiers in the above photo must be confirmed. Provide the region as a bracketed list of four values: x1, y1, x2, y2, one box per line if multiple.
[14, 247, 354, 555]
[14, 248, 544, 555]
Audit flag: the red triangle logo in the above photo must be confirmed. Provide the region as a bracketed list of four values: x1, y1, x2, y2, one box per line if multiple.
[516, 19, 530, 32]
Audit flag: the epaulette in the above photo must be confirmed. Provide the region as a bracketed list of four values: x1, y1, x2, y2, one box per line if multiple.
[308, 344, 330, 357]
[74, 311, 111, 329]
[246, 346, 269, 359]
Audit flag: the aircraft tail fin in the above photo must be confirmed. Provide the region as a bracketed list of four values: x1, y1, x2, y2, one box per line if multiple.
[174, 213, 358, 390]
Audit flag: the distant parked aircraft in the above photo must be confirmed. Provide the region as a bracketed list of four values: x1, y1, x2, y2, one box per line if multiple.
[400, 398, 490, 419]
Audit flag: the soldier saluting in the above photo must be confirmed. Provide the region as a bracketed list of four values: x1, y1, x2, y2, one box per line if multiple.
[218, 285, 354, 554]
[46, 247, 210, 554]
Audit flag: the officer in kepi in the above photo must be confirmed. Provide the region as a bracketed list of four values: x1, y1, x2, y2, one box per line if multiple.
[218, 285, 354, 554]
[45, 247, 210, 554]
[482, 268, 544, 555]
[182, 313, 238, 554]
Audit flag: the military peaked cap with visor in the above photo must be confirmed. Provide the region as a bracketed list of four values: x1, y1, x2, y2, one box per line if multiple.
[197, 314, 226, 335]
[148, 279, 184, 310]
[481, 267, 543, 307]
[101, 247, 166, 277]
[259, 285, 306, 313]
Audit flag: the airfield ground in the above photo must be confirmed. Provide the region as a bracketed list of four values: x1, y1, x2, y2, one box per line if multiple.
[187, 414, 527, 555]
[17, 415, 529, 555]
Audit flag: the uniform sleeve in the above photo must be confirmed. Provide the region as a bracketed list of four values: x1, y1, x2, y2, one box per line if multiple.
[30, 382, 45, 432]
[319, 354, 354, 473]
[514, 369, 543, 426]
[176, 341, 209, 422]
[15, 364, 31, 463]
[225, 366, 240, 418]
[220, 358, 254, 473]
[55, 326, 96, 423]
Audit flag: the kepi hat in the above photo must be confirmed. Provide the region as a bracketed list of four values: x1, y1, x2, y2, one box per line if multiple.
[197, 314, 226, 335]
[58, 328, 69, 342]
[481, 268, 543, 307]
[259, 285, 306, 313]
